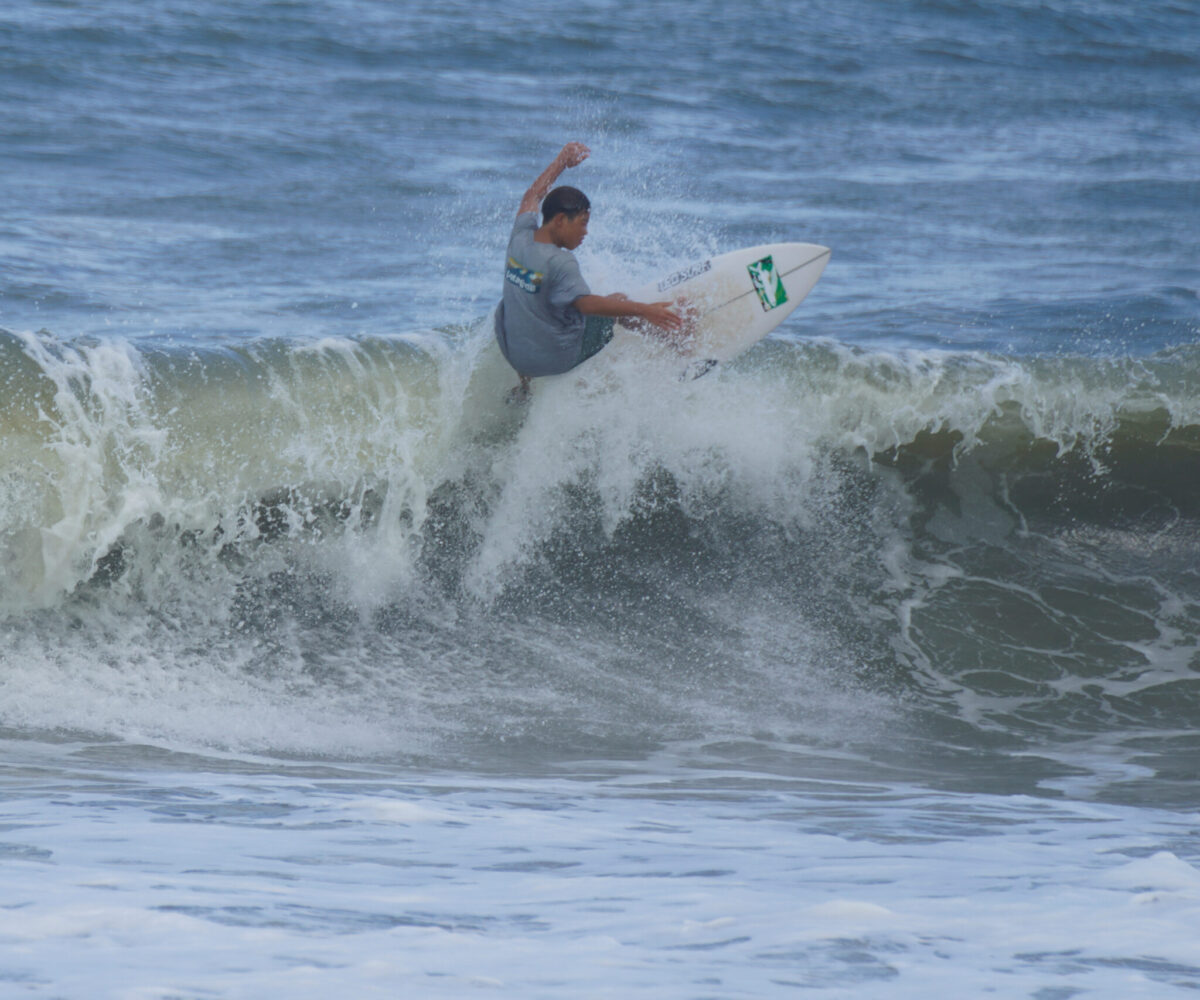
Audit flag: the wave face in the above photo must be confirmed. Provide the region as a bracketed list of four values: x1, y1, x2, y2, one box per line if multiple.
[4, 325, 1199, 782]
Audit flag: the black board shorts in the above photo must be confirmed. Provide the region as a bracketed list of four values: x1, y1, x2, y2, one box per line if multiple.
[578, 316, 615, 365]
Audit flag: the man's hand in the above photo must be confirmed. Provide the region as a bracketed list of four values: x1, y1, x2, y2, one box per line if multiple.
[557, 142, 590, 169]
[635, 300, 684, 333]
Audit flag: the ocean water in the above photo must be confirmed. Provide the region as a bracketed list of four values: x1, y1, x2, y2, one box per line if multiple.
[2, 0, 1200, 995]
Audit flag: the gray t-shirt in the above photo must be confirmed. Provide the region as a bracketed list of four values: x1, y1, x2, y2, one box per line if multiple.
[494, 212, 591, 377]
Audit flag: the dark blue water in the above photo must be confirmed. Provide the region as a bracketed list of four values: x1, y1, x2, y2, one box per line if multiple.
[3, 2, 1200, 995]
[4, 1, 1196, 349]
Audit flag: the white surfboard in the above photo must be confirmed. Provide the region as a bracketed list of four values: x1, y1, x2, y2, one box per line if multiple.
[590, 242, 830, 379]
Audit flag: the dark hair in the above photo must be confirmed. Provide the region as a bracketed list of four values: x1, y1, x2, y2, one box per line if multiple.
[542, 185, 590, 224]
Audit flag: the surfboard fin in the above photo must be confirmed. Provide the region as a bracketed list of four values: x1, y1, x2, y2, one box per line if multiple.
[681, 359, 719, 381]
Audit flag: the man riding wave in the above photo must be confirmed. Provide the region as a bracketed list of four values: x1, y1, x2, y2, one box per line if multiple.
[494, 142, 683, 397]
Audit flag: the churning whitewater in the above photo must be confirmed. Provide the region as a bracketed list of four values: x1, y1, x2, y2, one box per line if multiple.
[5, 323, 1200, 765]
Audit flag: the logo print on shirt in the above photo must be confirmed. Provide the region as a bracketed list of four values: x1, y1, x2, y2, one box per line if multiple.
[505, 257, 543, 294]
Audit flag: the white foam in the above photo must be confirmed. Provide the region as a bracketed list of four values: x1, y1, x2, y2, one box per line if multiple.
[6, 756, 1200, 998]
[1099, 852, 1200, 892]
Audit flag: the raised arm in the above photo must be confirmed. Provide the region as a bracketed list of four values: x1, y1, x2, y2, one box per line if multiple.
[518, 142, 591, 215]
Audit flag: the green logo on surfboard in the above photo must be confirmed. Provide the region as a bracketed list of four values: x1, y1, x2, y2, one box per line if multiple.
[748, 255, 788, 311]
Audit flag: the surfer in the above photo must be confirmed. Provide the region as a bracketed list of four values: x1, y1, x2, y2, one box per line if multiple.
[495, 142, 684, 398]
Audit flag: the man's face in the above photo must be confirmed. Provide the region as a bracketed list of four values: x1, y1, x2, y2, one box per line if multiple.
[557, 210, 589, 250]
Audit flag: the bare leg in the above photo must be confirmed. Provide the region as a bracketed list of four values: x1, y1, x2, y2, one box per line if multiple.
[505, 374, 532, 405]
